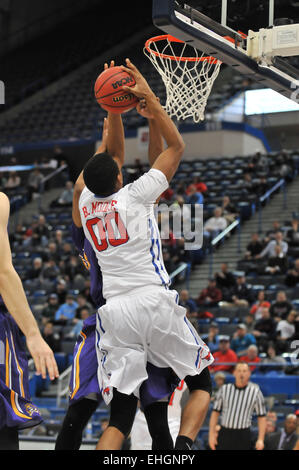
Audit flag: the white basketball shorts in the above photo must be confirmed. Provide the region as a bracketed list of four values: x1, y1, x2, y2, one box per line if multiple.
[96, 286, 214, 405]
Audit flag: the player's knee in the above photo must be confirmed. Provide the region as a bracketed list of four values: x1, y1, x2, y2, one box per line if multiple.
[108, 389, 137, 438]
[184, 367, 212, 396]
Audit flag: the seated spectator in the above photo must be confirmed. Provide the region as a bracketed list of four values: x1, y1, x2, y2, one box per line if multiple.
[203, 207, 227, 240]
[244, 233, 264, 260]
[4, 171, 21, 189]
[67, 307, 91, 339]
[286, 218, 299, 248]
[253, 307, 277, 351]
[50, 180, 74, 207]
[243, 313, 256, 334]
[42, 258, 60, 281]
[185, 184, 204, 205]
[264, 414, 298, 450]
[31, 214, 51, 247]
[186, 177, 208, 195]
[75, 294, 93, 318]
[209, 336, 238, 375]
[230, 323, 257, 357]
[41, 293, 60, 325]
[214, 263, 236, 301]
[261, 244, 288, 275]
[64, 255, 86, 283]
[55, 279, 68, 304]
[242, 172, 255, 192]
[9, 223, 27, 247]
[284, 258, 299, 287]
[264, 221, 282, 244]
[54, 294, 78, 324]
[27, 168, 44, 202]
[239, 344, 261, 372]
[257, 231, 288, 259]
[265, 418, 277, 435]
[270, 291, 293, 321]
[211, 371, 226, 402]
[276, 310, 298, 353]
[261, 342, 287, 373]
[250, 290, 271, 320]
[179, 290, 198, 317]
[60, 242, 74, 263]
[220, 275, 253, 307]
[43, 241, 61, 263]
[42, 321, 61, 353]
[201, 322, 220, 353]
[27, 257, 44, 280]
[221, 196, 238, 224]
[197, 279, 222, 308]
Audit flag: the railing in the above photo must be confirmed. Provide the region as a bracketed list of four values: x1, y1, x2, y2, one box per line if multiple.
[257, 178, 286, 233]
[169, 262, 192, 289]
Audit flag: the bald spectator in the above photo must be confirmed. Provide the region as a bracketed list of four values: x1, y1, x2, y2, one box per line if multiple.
[239, 345, 261, 372]
[264, 414, 298, 450]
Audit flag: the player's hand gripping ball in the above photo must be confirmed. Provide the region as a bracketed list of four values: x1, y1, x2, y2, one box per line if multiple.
[94, 66, 139, 113]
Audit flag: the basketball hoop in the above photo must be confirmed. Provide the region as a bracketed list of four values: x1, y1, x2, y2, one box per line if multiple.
[144, 35, 222, 123]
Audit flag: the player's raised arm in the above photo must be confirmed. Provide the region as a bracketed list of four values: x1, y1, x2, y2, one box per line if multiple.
[137, 97, 164, 168]
[122, 59, 185, 183]
[0, 192, 59, 380]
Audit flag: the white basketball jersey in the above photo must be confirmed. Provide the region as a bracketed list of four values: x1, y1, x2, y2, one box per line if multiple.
[79, 169, 170, 299]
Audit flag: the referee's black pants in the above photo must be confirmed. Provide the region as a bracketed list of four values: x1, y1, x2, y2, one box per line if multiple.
[216, 427, 252, 450]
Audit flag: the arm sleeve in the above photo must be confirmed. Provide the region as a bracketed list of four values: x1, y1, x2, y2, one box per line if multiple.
[71, 222, 85, 252]
[128, 169, 169, 204]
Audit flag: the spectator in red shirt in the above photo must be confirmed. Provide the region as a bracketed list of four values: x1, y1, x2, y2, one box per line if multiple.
[239, 344, 261, 372]
[197, 279, 222, 308]
[209, 336, 238, 375]
[186, 177, 208, 195]
[250, 290, 271, 320]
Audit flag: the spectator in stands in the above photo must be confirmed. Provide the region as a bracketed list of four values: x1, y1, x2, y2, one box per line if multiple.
[261, 244, 288, 275]
[185, 184, 204, 205]
[221, 275, 253, 307]
[44, 241, 61, 263]
[50, 181, 74, 208]
[211, 372, 226, 402]
[52, 229, 64, 251]
[172, 196, 192, 238]
[203, 207, 227, 240]
[187, 177, 208, 195]
[27, 168, 44, 202]
[261, 342, 287, 373]
[243, 313, 256, 334]
[27, 257, 44, 280]
[80, 279, 95, 307]
[9, 223, 27, 247]
[230, 323, 257, 357]
[160, 186, 174, 203]
[265, 418, 277, 435]
[54, 294, 78, 325]
[54, 279, 68, 304]
[67, 307, 91, 339]
[242, 172, 255, 193]
[264, 414, 298, 450]
[239, 344, 261, 372]
[75, 294, 93, 319]
[214, 263, 236, 301]
[171, 237, 192, 268]
[161, 249, 176, 274]
[31, 214, 51, 247]
[42, 321, 62, 353]
[4, 171, 21, 189]
[286, 218, 299, 247]
[250, 290, 271, 320]
[179, 290, 198, 317]
[197, 279, 222, 308]
[256, 176, 269, 196]
[252, 307, 277, 351]
[244, 233, 264, 260]
[42, 258, 60, 281]
[270, 291, 293, 321]
[264, 221, 282, 243]
[285, 259, 299, 287]
[209, 336, 238, 375]
[60, 242, 74, 263]
[221, 196, 238, 224]
[258, 231, 288, 259]
[276, 310, 298, 353]
[41, 293, 59, 326]
[64, 255, 86, 283]
[201, 322, 220, 353]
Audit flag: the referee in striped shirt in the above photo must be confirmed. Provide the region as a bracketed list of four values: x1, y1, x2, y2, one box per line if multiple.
[209, 362, 267, 450]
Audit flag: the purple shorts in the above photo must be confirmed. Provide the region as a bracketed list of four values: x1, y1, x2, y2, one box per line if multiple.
[69, 314, 179, 409]
[0, 311, 42, 430]
[69, 314, 102, 405]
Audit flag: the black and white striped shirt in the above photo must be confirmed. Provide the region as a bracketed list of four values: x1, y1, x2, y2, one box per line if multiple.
[213, 382, 266, 429]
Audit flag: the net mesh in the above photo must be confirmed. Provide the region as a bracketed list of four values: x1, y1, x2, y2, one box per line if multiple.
[144, 36, 221, 123]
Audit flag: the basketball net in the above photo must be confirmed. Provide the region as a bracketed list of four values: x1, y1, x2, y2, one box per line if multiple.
[144, 35, 221, 123]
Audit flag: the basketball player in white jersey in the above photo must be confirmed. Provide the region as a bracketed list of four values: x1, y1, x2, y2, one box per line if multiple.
[75, 59, 214, 450]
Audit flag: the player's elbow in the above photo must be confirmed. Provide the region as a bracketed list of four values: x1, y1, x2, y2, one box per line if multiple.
[174, 138, 185, 158]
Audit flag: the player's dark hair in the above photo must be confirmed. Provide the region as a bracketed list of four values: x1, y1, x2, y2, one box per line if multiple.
[83, 152, 120, 196]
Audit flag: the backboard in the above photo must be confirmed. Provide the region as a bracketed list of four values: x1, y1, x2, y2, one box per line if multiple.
[151, 0, 299, 101]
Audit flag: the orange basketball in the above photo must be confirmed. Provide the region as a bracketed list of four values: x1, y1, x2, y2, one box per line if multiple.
[94, 66, 138, 114]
